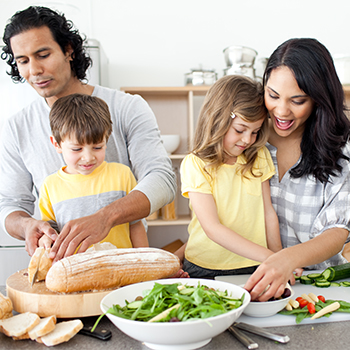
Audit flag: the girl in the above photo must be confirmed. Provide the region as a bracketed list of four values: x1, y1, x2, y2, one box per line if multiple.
[180, 75, 282, 279]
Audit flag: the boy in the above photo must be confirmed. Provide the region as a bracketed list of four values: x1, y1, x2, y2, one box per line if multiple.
[39, 94, 148, 249]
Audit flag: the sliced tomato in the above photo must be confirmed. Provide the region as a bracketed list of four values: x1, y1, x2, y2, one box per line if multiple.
[298, 298, 309, 308]
[318, 295, 326, 303]
[307, 303, 316, 314]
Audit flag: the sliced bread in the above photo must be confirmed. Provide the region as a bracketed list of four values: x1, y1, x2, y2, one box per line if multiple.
[28, 315, 57, 340]
[38, 319, 83, 346]
[0, 312, 40, 337]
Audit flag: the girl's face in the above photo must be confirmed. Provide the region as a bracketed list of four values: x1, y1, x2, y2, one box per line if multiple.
[223, 115, 264, 165]
[264, 66, 315, 138]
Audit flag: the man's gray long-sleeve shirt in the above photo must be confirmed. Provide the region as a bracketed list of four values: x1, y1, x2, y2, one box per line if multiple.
[0, 85, 176, 234]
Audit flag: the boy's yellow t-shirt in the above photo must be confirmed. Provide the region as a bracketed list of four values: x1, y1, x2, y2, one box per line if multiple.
[181, 147, 275, 270]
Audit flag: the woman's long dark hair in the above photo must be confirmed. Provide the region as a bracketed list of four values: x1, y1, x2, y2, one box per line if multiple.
[1, 6, 92, 82]
[264, 38, 350, 183]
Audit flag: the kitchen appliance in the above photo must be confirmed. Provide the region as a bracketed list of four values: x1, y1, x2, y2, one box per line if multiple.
[0, 39, 107, 285]
[185, 68, 217, 86]
[223, 45, 258, 81]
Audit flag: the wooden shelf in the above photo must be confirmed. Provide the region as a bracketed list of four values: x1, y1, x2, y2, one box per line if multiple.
[169, 154, 187, 160]
[121, 85, 210, 96]
[343, 85, 350, 95]
[146, 215, 191, 226]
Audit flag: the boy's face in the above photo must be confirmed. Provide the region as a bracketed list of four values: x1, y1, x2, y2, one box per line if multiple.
[50, 135, 107, 175]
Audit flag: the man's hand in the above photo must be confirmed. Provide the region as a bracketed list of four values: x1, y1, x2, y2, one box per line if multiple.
[24, 219, 58, 256]
[49, 210, 111, 262]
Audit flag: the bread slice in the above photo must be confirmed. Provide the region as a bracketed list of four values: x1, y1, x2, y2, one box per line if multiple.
[0, 292, 13, 319]
[0, 312, 40, 337]
[28, 247, 53, 284]
[38, 319, 83, 346]
[28, 315, 57, 340]
[28, 247, 45, 284]
[37, 248, 53, 281]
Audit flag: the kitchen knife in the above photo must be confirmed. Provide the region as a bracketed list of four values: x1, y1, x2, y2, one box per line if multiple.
[228, 325, 258, 349]
[233, 322, 290, 343]
[30, 266, 39, 287]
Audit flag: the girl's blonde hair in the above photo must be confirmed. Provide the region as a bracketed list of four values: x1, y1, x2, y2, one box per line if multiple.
[192, 75, 268, 177]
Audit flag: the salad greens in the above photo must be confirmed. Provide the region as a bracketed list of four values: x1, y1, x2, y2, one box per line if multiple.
[93, 282, 244, 330]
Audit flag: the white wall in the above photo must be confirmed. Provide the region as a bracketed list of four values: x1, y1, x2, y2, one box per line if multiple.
[1, 0, 350, 90]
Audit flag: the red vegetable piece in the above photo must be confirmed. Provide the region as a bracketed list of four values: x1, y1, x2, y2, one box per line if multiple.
[299, 299, 309, 308]
[307, 303, 316, 314]
[318, 295, 326, 303]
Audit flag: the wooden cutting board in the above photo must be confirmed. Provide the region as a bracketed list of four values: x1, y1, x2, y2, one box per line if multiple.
[6, 269, 115, 318]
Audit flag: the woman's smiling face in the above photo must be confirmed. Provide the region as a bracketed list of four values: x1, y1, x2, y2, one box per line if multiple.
[264, 66, 315, 138]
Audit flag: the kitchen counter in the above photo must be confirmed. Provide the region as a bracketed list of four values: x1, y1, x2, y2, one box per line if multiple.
[1, 285, 349, 350]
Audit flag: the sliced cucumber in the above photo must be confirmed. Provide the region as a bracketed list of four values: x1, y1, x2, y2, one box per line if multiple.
[307, 273, 323, 280]
[300, 275, 314, 284]
[315, 280, 331, 288]
[340, 281, 350, 287]
[330, 282, 341, 287]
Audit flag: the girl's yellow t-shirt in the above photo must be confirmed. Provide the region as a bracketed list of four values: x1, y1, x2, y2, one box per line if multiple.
[180, 147, 275, 270]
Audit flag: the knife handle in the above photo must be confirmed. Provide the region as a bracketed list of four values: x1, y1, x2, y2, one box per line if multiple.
[79, 326, 112, 341]
[228, 326, 258, 349]
[234, 322, 290, 343]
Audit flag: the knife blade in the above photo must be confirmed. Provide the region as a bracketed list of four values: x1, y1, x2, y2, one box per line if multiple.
[228, 325, 258, 349]
[233, 322, 290, 343]
[30, 266, 39, 287]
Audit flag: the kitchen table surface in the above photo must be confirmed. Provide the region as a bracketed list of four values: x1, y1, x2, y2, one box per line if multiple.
[1, 285, 349, 350]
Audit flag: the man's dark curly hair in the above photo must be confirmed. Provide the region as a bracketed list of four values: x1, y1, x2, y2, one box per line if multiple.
[1, 6, 92, 83]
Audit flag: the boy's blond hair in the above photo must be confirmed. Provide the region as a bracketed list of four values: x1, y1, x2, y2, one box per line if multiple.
[50, 94, 112, 145]
[192, 75, 268, 177]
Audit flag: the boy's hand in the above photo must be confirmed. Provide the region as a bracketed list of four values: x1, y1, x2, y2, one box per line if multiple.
[49, 211, 111, 261]
[39, 234, 54, 249]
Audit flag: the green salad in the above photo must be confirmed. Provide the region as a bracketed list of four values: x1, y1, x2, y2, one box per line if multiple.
[93, 282, 244, 329]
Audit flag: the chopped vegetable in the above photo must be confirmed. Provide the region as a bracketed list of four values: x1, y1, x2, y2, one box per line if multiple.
[280, 294, 350, 323]
[321, 263, 350, 282]
[298, 298, 309, 308]
[310, 302, 340, 320]
[308, 293, 319, 303]
[317, 295, 326, 303]
[307, 303, 316, 314]
[289, 299, 299, 309]
[301, 293, 315, 305]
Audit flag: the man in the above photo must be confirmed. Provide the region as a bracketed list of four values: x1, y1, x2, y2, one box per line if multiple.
[0, 6, 176, 261]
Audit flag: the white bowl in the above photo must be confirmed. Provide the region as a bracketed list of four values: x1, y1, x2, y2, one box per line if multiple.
[100, 278, 250, 350]
[243, 283, 294, 318]
[161, 135, 180, 155]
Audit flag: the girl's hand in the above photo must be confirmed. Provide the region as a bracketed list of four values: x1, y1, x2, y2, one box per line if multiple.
[244, 251, 296, 301]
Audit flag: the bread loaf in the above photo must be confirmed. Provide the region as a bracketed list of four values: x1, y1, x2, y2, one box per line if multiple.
[0, 293, 13, 320]
[46, 247, 180, 293]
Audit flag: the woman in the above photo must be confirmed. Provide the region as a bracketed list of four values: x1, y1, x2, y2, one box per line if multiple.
[244, 38, 350, 301]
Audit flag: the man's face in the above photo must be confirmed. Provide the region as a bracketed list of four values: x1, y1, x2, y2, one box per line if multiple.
[10, 26, 74, 106]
